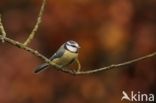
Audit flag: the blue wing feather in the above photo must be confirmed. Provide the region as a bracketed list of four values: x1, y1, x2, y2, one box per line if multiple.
[34, 44, 65, 73]
[49, 45, 65, 60]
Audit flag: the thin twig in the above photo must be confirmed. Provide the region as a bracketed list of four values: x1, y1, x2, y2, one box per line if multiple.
[23, 0, 46, 46]
[0, 0, 156, 75]
[0, 15, 6, 43]
[76, 58, 81, 72]
[75, 52, 156, 75]
[0, 35, 156, 75]
[0, 35, 60, 69]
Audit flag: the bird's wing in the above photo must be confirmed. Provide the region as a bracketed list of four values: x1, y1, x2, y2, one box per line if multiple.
[49, 45, 65, 61]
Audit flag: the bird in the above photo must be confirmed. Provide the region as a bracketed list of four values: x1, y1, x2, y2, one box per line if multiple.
[34, 40, 80, 73]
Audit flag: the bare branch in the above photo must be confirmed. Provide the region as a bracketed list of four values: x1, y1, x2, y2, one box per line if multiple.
[0, 0, 156, 75]
[23, 0, 46, 46]
[0, 15, 6, 43]
[0, 35, 60, 69]
[75, 52, 156, 75]
[1, 35, 156, 75]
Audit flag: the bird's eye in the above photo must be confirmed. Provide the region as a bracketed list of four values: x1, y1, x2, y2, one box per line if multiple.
[71, 45, 76, 47]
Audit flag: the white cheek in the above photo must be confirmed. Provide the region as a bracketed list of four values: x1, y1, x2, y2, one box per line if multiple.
[66, 45, 77, 52]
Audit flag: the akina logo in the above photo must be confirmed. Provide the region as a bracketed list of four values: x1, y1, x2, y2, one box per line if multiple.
[121, 91, 155, 102]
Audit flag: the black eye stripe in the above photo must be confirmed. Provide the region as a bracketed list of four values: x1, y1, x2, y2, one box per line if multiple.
[66, 40, 79, 48]
[71, 45, 76, 47]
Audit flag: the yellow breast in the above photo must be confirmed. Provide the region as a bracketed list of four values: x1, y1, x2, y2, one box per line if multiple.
[51, 51, 78, 68]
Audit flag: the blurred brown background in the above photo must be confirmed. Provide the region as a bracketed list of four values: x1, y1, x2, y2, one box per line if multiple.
[0, 0, 156, 103]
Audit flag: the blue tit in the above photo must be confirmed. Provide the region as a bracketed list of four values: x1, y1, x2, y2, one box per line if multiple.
[34, 40, 80, 73]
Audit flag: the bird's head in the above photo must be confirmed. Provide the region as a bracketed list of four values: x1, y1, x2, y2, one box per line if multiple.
[65, 40, 80, 53]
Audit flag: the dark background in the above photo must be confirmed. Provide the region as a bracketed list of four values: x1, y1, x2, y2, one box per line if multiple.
[0, 0, 156, 103]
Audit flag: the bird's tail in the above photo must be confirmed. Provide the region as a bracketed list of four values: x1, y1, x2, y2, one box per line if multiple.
[34, 63, 49, 73]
